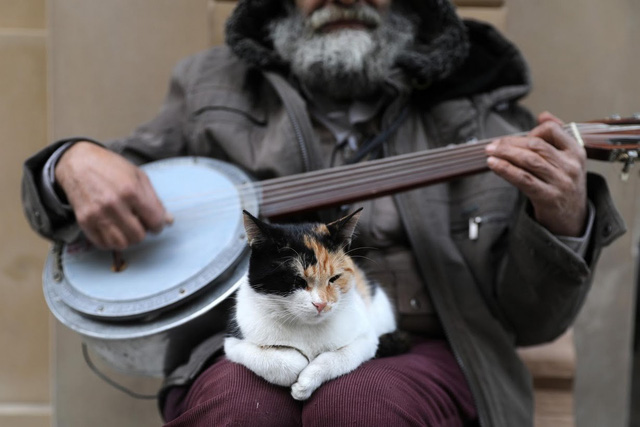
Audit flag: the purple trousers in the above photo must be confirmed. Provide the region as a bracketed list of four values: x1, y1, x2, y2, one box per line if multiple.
[163, 339, 477, 426]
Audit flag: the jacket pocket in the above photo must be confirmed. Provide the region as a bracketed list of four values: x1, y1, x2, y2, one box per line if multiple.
[448, 181, 518, 318]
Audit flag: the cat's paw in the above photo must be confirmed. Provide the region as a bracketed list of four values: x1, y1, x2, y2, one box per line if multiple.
[261, 347, 309, 387]
[291, 380, 315, 401]
[225, 339, 308, 387]
[290, 370, 322, 401]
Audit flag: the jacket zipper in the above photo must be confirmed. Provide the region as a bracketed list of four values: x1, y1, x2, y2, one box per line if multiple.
[451, 213, 510, 241]
[389, 127, 491, 427]
[288, 111, 311, 172]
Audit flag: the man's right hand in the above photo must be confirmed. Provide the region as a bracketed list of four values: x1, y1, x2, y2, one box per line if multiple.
[55, 142, 172, 250]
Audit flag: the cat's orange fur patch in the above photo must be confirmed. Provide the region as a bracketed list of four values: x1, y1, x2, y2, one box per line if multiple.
[299, 235, 371, 308]
[352, 268, 371, 305]
[313, 224, 330, 235]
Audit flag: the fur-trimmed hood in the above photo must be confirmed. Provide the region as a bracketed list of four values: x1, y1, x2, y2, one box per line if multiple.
[225, 0, 470, 86]
[225, 0, 531, 101]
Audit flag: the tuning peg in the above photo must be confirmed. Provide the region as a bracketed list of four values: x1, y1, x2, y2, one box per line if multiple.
[619, 150, 638, 181]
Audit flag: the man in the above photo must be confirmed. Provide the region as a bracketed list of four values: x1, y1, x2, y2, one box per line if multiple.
[22, 0, 625, 425]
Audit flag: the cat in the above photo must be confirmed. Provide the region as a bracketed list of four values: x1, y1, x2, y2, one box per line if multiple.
[223, 208, 398, 401]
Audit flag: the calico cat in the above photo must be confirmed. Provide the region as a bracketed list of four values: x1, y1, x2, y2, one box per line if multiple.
[223, 208, 398, 401]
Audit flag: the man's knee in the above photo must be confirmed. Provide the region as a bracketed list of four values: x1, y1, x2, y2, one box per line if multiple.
[301, 354, 472, 427]
[166, 358, 302, 426]
[301, 361, 425, 426]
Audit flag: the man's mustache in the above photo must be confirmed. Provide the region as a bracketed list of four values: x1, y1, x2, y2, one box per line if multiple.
[307, 4, 382, 32]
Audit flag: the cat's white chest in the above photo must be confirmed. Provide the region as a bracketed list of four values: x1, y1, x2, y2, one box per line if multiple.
[235, 280, 370, 359]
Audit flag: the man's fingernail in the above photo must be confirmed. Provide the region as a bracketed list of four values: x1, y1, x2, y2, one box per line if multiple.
[165, 213, 174, 225]
[486, 142, 497, 153]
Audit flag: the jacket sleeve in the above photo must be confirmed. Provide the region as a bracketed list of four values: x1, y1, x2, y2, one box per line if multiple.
[495, 172, 626, 346]
[21, 55, 200, 243]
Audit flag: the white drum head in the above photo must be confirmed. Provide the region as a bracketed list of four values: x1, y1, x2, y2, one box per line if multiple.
[48, 157, 258, 319]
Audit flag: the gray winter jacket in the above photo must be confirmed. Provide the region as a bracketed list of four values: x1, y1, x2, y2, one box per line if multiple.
[22, 1, 625, 425]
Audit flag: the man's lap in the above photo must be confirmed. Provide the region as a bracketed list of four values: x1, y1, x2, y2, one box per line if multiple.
[163, 339, 476, 427]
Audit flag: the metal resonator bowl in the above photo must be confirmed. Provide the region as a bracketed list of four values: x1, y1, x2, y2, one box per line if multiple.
[43, 157, 259, 377]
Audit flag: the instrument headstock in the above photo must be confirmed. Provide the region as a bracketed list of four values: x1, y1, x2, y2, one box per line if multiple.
[579, 115, 640, 180]
[588, 114, 640, 126]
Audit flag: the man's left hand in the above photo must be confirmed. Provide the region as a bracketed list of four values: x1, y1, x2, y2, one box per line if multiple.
[485, 112, 587, 237]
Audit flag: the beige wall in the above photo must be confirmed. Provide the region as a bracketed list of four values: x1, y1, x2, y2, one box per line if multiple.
[0, 0, 52, 426]
[506, 0, 640, 120]
[49, 1, 212, 426]
[504, 2, 640, 426]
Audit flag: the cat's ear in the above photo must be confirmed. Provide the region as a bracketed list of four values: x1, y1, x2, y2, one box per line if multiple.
[242, 210, 271, 247]
[326, 208, 363, 248]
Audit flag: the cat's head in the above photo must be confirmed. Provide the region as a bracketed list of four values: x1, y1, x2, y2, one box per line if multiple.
[242, 209, 363, 324]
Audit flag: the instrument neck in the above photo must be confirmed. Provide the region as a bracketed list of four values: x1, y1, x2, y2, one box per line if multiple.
[258, 140, 490, 218]
[257, 121, 640, 219]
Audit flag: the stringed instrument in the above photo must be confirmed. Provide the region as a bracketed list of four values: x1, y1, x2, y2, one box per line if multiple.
[42, 118, 640, 377]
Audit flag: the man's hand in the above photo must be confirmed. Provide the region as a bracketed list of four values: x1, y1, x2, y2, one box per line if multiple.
[55, 142, 172, 249]
[485, 112, 588, 237]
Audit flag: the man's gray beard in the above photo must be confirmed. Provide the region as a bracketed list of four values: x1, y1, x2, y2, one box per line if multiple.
[270, 6, 415, 101]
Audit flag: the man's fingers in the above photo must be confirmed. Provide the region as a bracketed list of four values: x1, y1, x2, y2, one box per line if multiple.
[98, 224, 131, 251]
[113, 206, 147, 246]
[537, 111, 564, 126]
[529, 121, 585, 155]
[486, 138, 559, 184]
[132, 171, 169, 234]
[486, 155, 552, 200]
[55, 144, 176, 250]
[81, 226, 109, 250]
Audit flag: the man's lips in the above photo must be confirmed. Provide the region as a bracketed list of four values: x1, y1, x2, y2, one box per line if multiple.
[317, 19, 375, 33]
[308, 5, 382, 33]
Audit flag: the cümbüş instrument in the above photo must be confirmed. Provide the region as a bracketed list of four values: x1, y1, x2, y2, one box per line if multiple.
[42, 119, 640, 378]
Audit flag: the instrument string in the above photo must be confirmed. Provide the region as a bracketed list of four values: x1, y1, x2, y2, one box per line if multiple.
[169, 144, 490, 221]
[163, 140, 486, 215]
[154, 122, 638, 220]
[166, 123, 624, 203]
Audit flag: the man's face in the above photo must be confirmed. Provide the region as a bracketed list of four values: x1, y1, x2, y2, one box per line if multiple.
[272, 0, 413, 100]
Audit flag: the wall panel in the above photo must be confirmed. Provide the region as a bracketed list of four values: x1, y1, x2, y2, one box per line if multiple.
[48, 1, 211, 425]
[0, 1, 51, 426]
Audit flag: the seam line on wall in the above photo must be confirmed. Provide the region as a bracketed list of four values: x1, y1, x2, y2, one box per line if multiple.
[0, 403, 52, 416]
[0, 28, 48, 37]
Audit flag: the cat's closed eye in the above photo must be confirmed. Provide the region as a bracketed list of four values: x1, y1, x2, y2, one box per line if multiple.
[329, 274, 341, 284]
[294, 276, 307, 288]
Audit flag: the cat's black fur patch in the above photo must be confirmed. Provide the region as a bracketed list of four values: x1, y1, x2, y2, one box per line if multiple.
[226, 306, 244, 339]
[247, 223, 322, 296]
[243, 210, 361, 297]
[367, 280, 379, 298]
[375, 330, 412, 358]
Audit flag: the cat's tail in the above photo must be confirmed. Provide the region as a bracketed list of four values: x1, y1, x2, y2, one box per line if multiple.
[375, 329, 412, 358]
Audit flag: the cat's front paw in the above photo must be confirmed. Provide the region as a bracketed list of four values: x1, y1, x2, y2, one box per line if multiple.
[291, 381, 314, 401]
[263, 347, 309, 387]
[291, 371, 321, 401]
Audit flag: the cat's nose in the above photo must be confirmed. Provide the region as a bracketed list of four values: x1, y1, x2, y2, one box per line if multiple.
[312, 302, 327, 313]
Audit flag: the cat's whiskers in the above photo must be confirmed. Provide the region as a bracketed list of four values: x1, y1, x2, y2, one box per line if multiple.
[346, 254, 378, 264]
[269, 258, 291, 274]
[345, 246, 379, 255]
